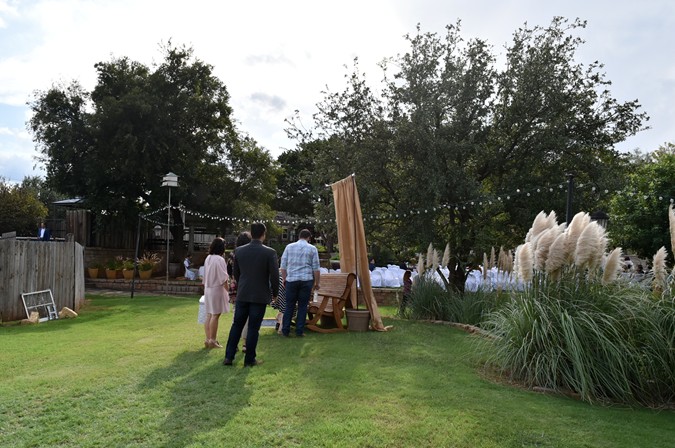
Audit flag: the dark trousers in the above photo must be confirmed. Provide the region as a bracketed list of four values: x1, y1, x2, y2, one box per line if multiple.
[225, 301, 267, 364]
[282, 280, 313, 336]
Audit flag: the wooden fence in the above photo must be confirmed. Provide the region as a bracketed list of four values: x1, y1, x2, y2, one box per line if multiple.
[0, 239, 85, 322]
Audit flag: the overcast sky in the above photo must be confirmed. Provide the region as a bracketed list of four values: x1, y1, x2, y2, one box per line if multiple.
[1, 0, 673, 183]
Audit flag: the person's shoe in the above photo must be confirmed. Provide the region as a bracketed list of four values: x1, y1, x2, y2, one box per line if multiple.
[209, 340, 223, 348]
[296, 333, 305, 337]
[244, 359, 264, 367]
[223, 358, 233, 366]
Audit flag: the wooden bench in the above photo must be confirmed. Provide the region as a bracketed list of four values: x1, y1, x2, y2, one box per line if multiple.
[306, 273, 356, 333]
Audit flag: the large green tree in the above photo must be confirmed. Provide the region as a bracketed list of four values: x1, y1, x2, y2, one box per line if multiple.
[0, 177, 48, 236]
[282, 18, 647, 260]
[29, 44, 277, 251]
[609, 143, 675, 259]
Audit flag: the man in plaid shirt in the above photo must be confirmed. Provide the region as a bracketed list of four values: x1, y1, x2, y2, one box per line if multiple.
[280, 229, 320, 337]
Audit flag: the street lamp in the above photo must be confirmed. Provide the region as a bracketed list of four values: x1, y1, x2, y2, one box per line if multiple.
[162, 172, 179, 293]
[590, 210, 609, 229]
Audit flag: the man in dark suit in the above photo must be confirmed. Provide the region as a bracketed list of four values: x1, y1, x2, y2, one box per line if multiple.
[38, 222, 51, 241]
[224, 222, 279, 367]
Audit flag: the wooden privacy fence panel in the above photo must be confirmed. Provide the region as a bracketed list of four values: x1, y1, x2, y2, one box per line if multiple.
[0, 239, 85, 322]
[66, 209, 91, 246]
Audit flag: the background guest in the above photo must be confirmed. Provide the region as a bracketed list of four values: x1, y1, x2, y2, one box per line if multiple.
[37, 222, 51, 241]
[203, 238, 230, 349]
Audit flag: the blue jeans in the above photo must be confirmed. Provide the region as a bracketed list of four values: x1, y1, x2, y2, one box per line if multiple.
[225, 301, 267, 364]
[282, 280, 313, 336]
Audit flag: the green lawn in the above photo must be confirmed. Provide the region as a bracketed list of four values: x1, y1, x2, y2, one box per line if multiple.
[1, 293, 673, 447]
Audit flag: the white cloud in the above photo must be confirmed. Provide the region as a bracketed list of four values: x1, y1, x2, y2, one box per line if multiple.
[0, 0, 673, 182]
[0, 0, 18, 28]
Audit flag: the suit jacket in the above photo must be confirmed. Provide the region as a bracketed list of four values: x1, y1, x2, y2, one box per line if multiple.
[38, 227, 51, 241]
[233, 239, 279, 304]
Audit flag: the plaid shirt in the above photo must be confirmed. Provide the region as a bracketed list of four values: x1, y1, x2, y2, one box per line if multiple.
[280, 239, 320, 282]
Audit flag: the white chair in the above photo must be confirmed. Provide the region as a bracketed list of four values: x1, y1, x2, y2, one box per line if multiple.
[370, 270, 384, 287]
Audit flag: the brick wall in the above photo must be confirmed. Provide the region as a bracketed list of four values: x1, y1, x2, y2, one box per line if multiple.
[358, 288, 401, 306]
[86, 278, 203, 296]
[85, 277, 401, 305]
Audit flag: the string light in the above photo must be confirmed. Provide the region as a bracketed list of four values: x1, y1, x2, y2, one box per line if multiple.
[137, 183, 675, 226]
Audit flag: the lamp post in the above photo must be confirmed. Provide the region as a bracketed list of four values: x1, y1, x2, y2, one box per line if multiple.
[565, 172, 575, 225]
[590, 210, 610, 229]
[161, 172, 179, 293]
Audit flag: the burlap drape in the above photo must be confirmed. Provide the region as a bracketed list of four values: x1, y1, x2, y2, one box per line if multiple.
[330, 175, 386, 331]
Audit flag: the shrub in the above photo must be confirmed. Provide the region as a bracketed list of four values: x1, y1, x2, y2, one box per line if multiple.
[446, 289, 505, 326]
[483, 211, 675, 406]
[122, 258, 135, 270]
[138, 252, 161, 271]
[402, 275, 451, 321]
[105, 256, 124, 270]
[401, 274, 504, 326]
[484, 280, 675, 406]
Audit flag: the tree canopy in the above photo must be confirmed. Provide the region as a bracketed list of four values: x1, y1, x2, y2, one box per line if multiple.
[281, 17, 648, 261]
[28, 43, 278, 251]
[608, 143, 675, 259]
[0, 177, 48, 236]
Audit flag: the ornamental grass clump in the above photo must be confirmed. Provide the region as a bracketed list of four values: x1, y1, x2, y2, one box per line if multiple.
[485, 209, 675, 407]
[404, 274, 451, 321]
[404, 274, 501, 326]
[403, 243, 508, 325]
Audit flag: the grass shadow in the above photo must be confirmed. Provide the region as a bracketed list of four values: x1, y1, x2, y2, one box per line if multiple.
[138, 348, 253, 447]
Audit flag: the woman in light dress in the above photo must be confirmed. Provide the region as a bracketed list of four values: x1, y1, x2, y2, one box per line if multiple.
[203, 237, 230, 348]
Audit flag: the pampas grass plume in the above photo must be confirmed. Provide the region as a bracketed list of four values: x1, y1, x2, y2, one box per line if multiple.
[442, 243, 450, 268]
[534, 227, 559, 272]
[504, 248, 514, 274]
[602, 247, 622, 285]
[483, 253, 489, 279]
[565, 212, 590, 263]
[653, 246, 667, 290]
[527, 211, 550, 243]
[575, 221, 603, 270]
[592, 224, 608, 271]
[669, 204, 675, 256]
[545, 232, 567, 275]
[497, 246, 506, 272]
[507, 249, 514, 273]
[417, 253, 425, 276]
[517, 242, 534, 283]
[426, 243, 434, 268]
[431, 249, 440, 270]
[490, 247, 496, 269]
[546, 210, 558, 229]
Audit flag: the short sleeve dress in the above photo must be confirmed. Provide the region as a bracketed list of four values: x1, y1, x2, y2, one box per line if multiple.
[203, 254, 230, 314]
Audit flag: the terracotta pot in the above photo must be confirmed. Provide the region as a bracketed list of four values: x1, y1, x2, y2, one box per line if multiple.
[87, 268, 99, 279]
[105, 269, 119, 280]
[122, 269, 135, 280]
[139, 269, 152, 280]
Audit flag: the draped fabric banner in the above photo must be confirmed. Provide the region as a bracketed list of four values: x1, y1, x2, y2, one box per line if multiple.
[331, 174, 386, 331]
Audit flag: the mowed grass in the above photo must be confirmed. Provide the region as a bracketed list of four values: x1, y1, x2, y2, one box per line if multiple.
[1, 293, 673, 448]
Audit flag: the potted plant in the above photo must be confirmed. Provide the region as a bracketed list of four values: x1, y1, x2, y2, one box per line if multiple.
[87, 263, 101, 279]
[122, 258, 135, 280]
[138, 252, 161, 280]
[105, 256, 123, 279]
